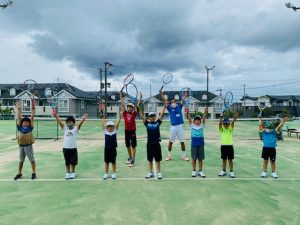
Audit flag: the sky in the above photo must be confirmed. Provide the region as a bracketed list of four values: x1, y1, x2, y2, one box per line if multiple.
[0, 0, 300, 101]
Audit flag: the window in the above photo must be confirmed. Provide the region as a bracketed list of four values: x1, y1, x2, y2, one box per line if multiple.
[10, 88, 16, 96]
[174, 94, 179, 100]
[58, 99, 69, 112]
[202, 94, 207, 100]
[148, 103, 155, 112]
[22, 100, 31, 112]
[81, 100, 84, 109]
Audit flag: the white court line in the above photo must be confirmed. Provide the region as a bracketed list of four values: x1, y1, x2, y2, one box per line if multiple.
[1, 178, 300, 182]
[278, 155, 300, 164]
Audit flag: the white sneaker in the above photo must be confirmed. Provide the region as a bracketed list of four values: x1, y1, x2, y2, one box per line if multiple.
[103, 173, 109, 180]
[111, 173, 117, 180]
[271, 172, 278, 179]
[65, 173, 71, 179]
[157, 172, 162, 179]
[198, 171, 206, 177]
[218, 170, 226, 176]
[229, 171, 235, 178]
[70, 173, 76, 179]
[192, 171, 197, 177]
[261, 171, 267, 178]
[145, 172, 154, 179]
[126, 158, 132, 164]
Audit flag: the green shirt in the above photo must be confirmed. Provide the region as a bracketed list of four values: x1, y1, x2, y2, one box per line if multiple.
[219, 126, 234, 145]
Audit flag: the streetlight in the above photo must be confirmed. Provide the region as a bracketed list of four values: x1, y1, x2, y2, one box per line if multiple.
[204, 65, 215, 107]
[285, 2, 300, 11]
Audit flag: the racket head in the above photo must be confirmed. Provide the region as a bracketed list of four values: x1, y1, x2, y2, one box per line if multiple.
[8, 1, 13, 6]
[96, 91, 106, 116]
[180, 87, 192, 107]
[23, 79, 39, 99]
[256, 96, 271, 111]
[125, 83, 138, 105]
[162, 73, 173, 84]
[120, 73, 134, 92]
[224, 91, 233, 108]
[44, 88, 59, 109]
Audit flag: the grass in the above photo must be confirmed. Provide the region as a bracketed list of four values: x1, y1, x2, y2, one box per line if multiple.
[0, 119, 300, 225]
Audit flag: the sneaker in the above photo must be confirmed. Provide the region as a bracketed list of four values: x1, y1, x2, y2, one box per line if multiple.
[192, 170, 197, 177]
[157, 172, 162, 179]
[31, 173, 37, 180]
[229, 171, 235, 178]
[126, 158, 132, 164]
[111, 173, 117, 180]
[14, 173, 22, 180]
[198, 171, 206, 178]
[103, 173, 109, 180]
[70, 173, 76, 179]
[65, 173, 71, 179]
[165, 156, 171, 161]
[271, 172, 278, 179]
[218, 170, 226, 176]
[182, 156, 189, 161]
[261, 171, 267, 178]
[145, 172, 154, 179]
[128, 160, 135, 167]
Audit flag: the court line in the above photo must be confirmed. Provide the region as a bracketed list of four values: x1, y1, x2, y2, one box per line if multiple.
[278, 155, 300, 164]
[1, 177, 300, 182]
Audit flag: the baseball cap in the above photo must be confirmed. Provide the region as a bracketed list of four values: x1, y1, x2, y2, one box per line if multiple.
[106, 121, 115, 127]
[149, 112, 156, 117]
[194, 115, 202, 120]
[263, 121, 274, 129]
[127, 103, 134, 108]
[222, 118, 230, 124]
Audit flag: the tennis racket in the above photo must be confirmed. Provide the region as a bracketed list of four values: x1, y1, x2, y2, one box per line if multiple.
[44, 88, 59, 114]
[256, 96, 271, 117]
[23, 79, 39, 109]
[180, 87, 192, 113]
[96, 91, 106, 118]
[223, 91, 233, 114]
[125, 83, 138, 105]
[159, 73, 173, 92]
[119, 73, 134, 93]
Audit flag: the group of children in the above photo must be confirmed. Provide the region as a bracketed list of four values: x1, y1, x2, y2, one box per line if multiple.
[13, 92, 289, 180]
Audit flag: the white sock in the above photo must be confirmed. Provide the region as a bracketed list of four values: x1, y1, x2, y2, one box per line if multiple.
[181, 151, 186, 157]
[168, 151, 171, 156]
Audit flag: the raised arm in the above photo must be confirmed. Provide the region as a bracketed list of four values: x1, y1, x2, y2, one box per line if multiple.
[137, 92, 146, 122]
[15, 101, 22, 126]
[219, 115, 223, 130]
[53, 112, 64, 129]
[187, 110, 192, 125]
[77, 113, 88, 130]
[180, 92, 187, 105]
[101, 114, 106, 130]
[136, 91, 143, 112]
[231, 111, 239, 128]
[202, 107, 208, 125]
[119, 92, 125, 113]
[158, 101, 167, 121]
[275, 117, 288, 133]
[115, 113, 122, 130]
[30, 99, 35, 127]
[160, 91, 168, 105]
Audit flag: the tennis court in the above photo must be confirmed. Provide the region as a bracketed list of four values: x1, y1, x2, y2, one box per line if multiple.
[0, 119, 300, 225]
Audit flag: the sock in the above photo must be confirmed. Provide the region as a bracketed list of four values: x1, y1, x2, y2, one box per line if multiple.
[223, 169, 226, 172]
[230, 170, 233, 172]
[168, 151, 171, 156]
[181, 151, 186, 157]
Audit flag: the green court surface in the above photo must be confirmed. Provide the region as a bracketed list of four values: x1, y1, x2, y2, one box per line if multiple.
[0, 119, 300, 225]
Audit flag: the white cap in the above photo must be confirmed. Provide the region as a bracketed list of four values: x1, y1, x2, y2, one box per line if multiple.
[106, 121, 115, 127]
[149, 112, 156, 117]
[127, 103, 135, 108]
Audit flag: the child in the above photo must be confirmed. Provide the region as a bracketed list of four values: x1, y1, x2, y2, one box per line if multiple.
[218, 112, 239, 178]
[14, 100, 36, 180]
[188, 107, 208, 177]
[259, 117, 288, 178]
[101, 113, 121, 179]
[53, 112, 88, 179]
[138, 92, 166, 179]
[119, 92, 141, 167]
[160, 90, 189, 161]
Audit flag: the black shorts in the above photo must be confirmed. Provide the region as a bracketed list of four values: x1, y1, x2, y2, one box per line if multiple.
[261, 147, 276, 161]
[220, 145, 234, 160]
[147, 143, 162, 162]
[104, 148, 117, 164]
[63, 148, 78, 165]
[125, 130, 137, 148]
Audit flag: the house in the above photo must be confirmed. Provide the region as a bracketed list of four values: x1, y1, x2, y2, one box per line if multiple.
[240, 95, 300, 117]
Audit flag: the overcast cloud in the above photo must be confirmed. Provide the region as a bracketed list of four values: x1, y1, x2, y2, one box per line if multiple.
[0, 0, 300, 101]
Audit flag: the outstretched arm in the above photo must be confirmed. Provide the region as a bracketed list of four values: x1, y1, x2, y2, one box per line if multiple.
[53, 112, 64, 129]
[15, 101, 22, 126]
[115, 113, 122, 130]
[136, 92, 142, 112]
[202, 107, 208, 125]
[138, 103, 146, 123]
[231, 111, 239, 128]
[77, 113, 88, 130]
[187, 110, 192, 125]
[180, 92, 187, 105]
[258, 117, 264, 132]
[160, 91, 168, 105]
[219, 115, 223, 130]
[275, 117, 288, 133]
[101, 114, 106, 130]
[159, 101, 167, 121]
[30, 99, 35, 127]
[119, 92, 125, 113]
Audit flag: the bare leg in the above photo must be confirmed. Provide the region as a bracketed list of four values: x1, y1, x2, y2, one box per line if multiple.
[148, 161, 153, 172]
[270, 161, 276, 172]
[198, 160, 203, 171]
[263, 160, 268, 172]
[228, 159, 233, 171]
[192, 159, 196, 171]
[112, 163, 116, 173]
[104, 163, 109, 174]
[131, 147, 136, 161]
[127, 147, 132, 159]
[18, 162, 24, 174]
[222, 159, 227, 170]
[180, 142, 186, 151]
[31, 161, 36, 173]
[168, 142, 173, 152]
[71, 165, 76, 173]
[156, 161, 161, 173]
[66, 165, 70, 173]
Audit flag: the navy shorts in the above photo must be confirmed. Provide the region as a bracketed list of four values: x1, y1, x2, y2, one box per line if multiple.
[147, 143, 162, 162]
[191, 146, 205, 160]
[104, 148, 117, 164]
[63, 148, 78, 165]
[220, 145, 234, 160]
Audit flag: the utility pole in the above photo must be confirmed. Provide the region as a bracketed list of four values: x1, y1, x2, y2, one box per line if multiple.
[216, 87, 223, 96]
[243, 84, 246, 117]
[103, 62, 116, 118]
[204, 65, 215, 106]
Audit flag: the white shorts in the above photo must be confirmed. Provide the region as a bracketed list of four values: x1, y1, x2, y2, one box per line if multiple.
[169, 124, 184, 143]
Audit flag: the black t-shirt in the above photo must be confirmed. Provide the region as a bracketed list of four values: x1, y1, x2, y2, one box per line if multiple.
[144, 119, 162, 144]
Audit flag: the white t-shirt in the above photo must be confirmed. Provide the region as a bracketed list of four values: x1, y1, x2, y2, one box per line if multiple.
[63, 127, 79, 148]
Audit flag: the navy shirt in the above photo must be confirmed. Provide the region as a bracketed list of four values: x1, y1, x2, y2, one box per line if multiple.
[104, 129, 118, 149]
[144, 119, 162, 144]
